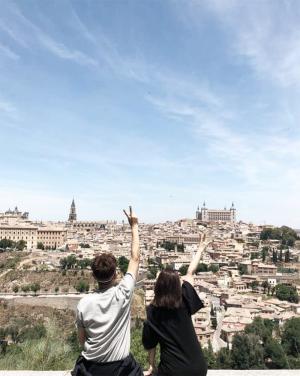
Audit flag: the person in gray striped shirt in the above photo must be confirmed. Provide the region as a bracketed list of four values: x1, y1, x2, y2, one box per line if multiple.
[72, 206, 143, 376]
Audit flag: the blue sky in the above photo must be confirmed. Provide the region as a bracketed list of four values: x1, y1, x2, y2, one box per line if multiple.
[0, 0, 300, 226]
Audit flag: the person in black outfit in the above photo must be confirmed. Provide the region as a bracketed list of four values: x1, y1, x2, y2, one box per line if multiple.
[142, 235, 211, 376]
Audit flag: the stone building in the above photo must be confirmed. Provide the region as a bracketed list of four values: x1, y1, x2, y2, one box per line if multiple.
[196, 202, 236, 222]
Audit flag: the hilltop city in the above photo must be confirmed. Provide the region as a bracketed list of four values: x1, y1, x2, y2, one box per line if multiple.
[0, 200, 299, 357]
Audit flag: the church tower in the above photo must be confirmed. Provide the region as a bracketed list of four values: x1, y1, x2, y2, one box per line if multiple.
[68, 198, 77, 222]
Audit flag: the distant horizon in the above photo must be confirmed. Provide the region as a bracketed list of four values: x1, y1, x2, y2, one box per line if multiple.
[1, 200, 299, 229]
[1, 1, 300, 228]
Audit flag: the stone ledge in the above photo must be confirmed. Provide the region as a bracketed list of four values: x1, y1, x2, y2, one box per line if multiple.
[1, 371, 299, 375]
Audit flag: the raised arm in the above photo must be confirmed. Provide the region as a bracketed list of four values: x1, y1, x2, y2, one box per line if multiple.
[182, 234, 211, 286]
[123, 206, 140, 279]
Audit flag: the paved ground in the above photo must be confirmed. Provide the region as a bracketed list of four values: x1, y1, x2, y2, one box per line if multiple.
[1, 371, 300, 376]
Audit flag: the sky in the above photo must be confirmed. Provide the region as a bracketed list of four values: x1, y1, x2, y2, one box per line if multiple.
[0, 0, 300, 226]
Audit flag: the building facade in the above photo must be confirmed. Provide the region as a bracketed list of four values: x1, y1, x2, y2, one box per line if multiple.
[37, 227, 67, 249]
[0, 207, 67, 250]
[0, 207, 38, 249]
[196, 202, 236, 222]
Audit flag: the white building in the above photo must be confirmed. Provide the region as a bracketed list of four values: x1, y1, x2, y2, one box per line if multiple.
[196, 202, 236, 222]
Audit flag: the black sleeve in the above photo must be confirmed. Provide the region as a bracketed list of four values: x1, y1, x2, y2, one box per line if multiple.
[142, 321, 159, 350]
[182, 280, 204, 315]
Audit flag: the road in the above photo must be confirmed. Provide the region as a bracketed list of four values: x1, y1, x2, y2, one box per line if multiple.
[212, 309, 227, 352]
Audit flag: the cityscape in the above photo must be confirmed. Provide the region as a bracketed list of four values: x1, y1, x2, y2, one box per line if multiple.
[0, 200, 299, 369]
[1, 0, 300, 373]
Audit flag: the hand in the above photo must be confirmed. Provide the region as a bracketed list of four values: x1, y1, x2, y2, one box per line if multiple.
[143, 365, 156, 376]
[123, 206, 138, 227]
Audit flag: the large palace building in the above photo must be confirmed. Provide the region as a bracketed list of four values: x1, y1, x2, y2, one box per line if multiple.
[196, 202, 236, 223]
[0, 207, 67, 249]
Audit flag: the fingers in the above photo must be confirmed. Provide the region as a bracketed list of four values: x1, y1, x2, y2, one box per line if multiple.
[124, 206, 133, 217]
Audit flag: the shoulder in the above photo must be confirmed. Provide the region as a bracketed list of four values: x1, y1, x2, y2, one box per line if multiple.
[115, 272, 136, 299]
[117, 272, 135, 288]
[182, 281, 204, 315]
[182, 279, 195, 291]
[77, 293, 97, 311]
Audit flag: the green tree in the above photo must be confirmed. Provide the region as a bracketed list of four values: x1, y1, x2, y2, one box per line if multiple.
[272, 250, 278, 264]
[177, 243, 185, 252]
[30, 283, 40, 294]
[196, 263, 208, 273]
[79, 243, 90, 248]
[21, 285, 30, 293]
[77, 258, 92, 269]
[245, 317, 275, 343]
[215, 347, 231, 369]
[202, 341, 216, 368]
[261, 281, 270, 294]
[12, 285, 19, 293]
[0, 238, 15, 250]
[238, 264, 247, 275]
[208, 264, 219, 273]
[260, 226, 298, 247]
[15, 240, 26, 251]
[261, 247, 269, 262]
[75, 280, 89, 293]
[60, 255, 77, 270]
[231, 333, 264, 369]
[284, 249, 290, 263]
[281, 317, 300, 357]
[264, 338, 288, 369]
[275, 284, 299, 303]
[147, 265, 158, 279]
[118, 256, 129, 275]
[178, 264, 188, 276]
[250, 280, 259, 291]
[251, 252, 260, 260]
[37, 242, 44, 250]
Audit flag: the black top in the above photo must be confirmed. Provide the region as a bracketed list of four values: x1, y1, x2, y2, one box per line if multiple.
[142, 281, 207, 376]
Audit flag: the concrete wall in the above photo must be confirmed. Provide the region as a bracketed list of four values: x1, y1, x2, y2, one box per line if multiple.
[1, 371, 299, 376]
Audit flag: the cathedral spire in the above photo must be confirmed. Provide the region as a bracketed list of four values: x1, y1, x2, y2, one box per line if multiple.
[68, 198, 77, 222]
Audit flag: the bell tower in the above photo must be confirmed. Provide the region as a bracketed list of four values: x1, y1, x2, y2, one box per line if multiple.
[68, 198, 77, 222]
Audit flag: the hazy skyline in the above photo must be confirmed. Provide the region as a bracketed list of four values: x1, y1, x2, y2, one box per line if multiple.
[1, 1, 300, 226]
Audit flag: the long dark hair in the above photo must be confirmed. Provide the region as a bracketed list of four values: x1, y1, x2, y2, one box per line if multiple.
[153, 269, 182, 309]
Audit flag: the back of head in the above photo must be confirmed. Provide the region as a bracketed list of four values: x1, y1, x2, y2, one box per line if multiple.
[153, 268, 182, 309]
[92, 253, 117, 285]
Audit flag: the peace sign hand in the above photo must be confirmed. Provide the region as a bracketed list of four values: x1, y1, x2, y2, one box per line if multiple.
[123, 206, 138, 227]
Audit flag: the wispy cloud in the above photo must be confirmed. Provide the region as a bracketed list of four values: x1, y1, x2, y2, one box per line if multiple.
[0, 2, 98, 67]
[0, 18, 28, 47]
[0, 41, 19, 60]
[187, 0, 300, 87]
[37, 33, 98, 67]
[145, 84, 300, 191]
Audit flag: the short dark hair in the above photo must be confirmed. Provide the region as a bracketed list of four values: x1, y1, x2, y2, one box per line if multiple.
[153, 269, 182, 309]
[92, 253, 117, 283]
